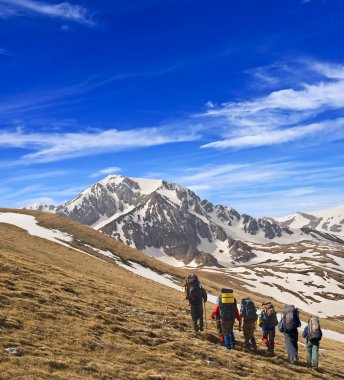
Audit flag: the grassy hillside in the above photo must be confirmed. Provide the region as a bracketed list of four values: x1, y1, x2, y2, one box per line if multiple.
[0, 209, 343, 379]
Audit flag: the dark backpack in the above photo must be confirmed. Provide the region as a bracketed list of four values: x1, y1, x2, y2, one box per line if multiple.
[308, 316, 322, 341]
[283, 305, 298, 333]
[186, 274, 203, 306]
[241, 298, 257, 323]
[219, 289, 236, 322]
[262, 302, 278, 328]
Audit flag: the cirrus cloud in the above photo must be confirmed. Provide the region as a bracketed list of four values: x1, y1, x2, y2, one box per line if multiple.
[0, 0, 96, 26]
[0, 125, 200, 164]
[200, 61, 344, 150]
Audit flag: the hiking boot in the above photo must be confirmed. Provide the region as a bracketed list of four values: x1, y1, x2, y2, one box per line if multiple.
[266, 341, 271, 352]
[199, 325, 204, 332]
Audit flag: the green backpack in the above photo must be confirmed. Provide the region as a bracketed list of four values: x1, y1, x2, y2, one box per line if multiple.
[219, 289, 236, 321]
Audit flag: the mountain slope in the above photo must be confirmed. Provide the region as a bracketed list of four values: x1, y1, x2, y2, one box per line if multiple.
[25, 175, 344, 267]
[276, 205, 344, 238]
[1, 209, 344, 379]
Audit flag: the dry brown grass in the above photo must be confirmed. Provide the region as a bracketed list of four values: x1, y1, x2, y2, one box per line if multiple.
[0, 209, 344, 379]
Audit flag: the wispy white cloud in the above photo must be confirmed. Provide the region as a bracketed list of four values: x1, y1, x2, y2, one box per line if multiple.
[3, 170, 69, 183]
[0, 0, 96, 26]
[200, 61, 344, 150]
[0, 67, 182, 118]
[174, 160, 344, 216]
[0, 48, 10, 55]
[0, 5, 18, 18]
[201, 118, 344, 149]
[178, 160, 344, 190]
[0, 182, 86, 208]
[177, 164, 248, 183]
[89, 166, 122, 178]
[0, 126, 200, 164]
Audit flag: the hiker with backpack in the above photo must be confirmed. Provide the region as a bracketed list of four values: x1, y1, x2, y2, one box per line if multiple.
[257, 301, 279, 355]
[278, 304, 302, 364]
[184, 274, 207, 333]
[302, 316, 322, 370]
[240, 297, 258, 352]
[211, 289, 241, 350]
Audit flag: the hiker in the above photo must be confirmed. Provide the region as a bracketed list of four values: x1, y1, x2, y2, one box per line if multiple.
[240, 297, 258, 352]
[302, 316, 322, 370]
[278, 304, 301, 364]
[211, 289, 241, 350]
[257, 301, 278, 355]
[184, 274, 207, 333]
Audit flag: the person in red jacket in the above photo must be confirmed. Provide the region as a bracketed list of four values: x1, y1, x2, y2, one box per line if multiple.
[211, 293, 241, 350]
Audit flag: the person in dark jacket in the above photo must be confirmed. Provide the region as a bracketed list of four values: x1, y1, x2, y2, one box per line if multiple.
[184, 275, 207, 332]
[257, 301, 278, 355]
[211, 296, 241, 350]
[278, 305, 302, 364]
[302, 317, 322, 370]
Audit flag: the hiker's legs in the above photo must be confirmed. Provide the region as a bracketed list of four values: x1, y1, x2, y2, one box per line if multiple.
[312, 343, 319, 369]
[263, 330, 275, 353]
[268, 330, 275, 353]
[221, 320, 235, 350]
[250, 335, 257, 351]
[262, 331, 269, 350]
[224, 334, 231, 349]
[216, 320, 224, 344]
[191, 304, 203, 332]
[294, 333, 299, 359]
[229, 331, 235, 348]
[228, 319, 235, 348]
[291, 333, 298, 360]
[244, 322, 256, 350]
[285, 333, 297, 363]
[191, 305, 199, 332]
[306, 341, 312, 367]
[243, 322, 250, 348]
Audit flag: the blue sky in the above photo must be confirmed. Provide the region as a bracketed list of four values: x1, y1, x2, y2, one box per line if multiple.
[1, 0, 344, 216]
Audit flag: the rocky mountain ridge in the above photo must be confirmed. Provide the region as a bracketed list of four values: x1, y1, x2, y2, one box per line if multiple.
[276, 205, 344, 238]
[25, 175, 344, 266]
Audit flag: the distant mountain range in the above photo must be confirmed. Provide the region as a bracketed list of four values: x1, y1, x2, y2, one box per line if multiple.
[276, 205, 344, 237]
[25, 175, 344, 267]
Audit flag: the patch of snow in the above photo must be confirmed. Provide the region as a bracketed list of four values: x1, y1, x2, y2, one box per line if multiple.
[0, 212, 72, 244]
[186, 259, 201, 268]
[116, 260, 183, 291]
[142, 246, 185, 267]
[131, 177, 163, 194]
[157, 188, 182, 206]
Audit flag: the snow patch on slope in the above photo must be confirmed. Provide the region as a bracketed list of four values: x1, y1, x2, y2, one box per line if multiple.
[0, 212, 72, 244]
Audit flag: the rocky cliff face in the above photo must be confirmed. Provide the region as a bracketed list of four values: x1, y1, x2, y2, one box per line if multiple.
[24, 175, 344, 267]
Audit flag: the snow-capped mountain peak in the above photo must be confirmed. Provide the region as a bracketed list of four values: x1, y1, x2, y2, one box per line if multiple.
[277, 204, 344, 237]
[24, 175, 344, 267]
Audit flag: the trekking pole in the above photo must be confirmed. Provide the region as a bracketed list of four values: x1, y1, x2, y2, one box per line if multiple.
[204, 300, 208, 337]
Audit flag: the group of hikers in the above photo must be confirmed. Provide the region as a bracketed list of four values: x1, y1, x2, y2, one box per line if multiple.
[184, 274, 322, 371]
